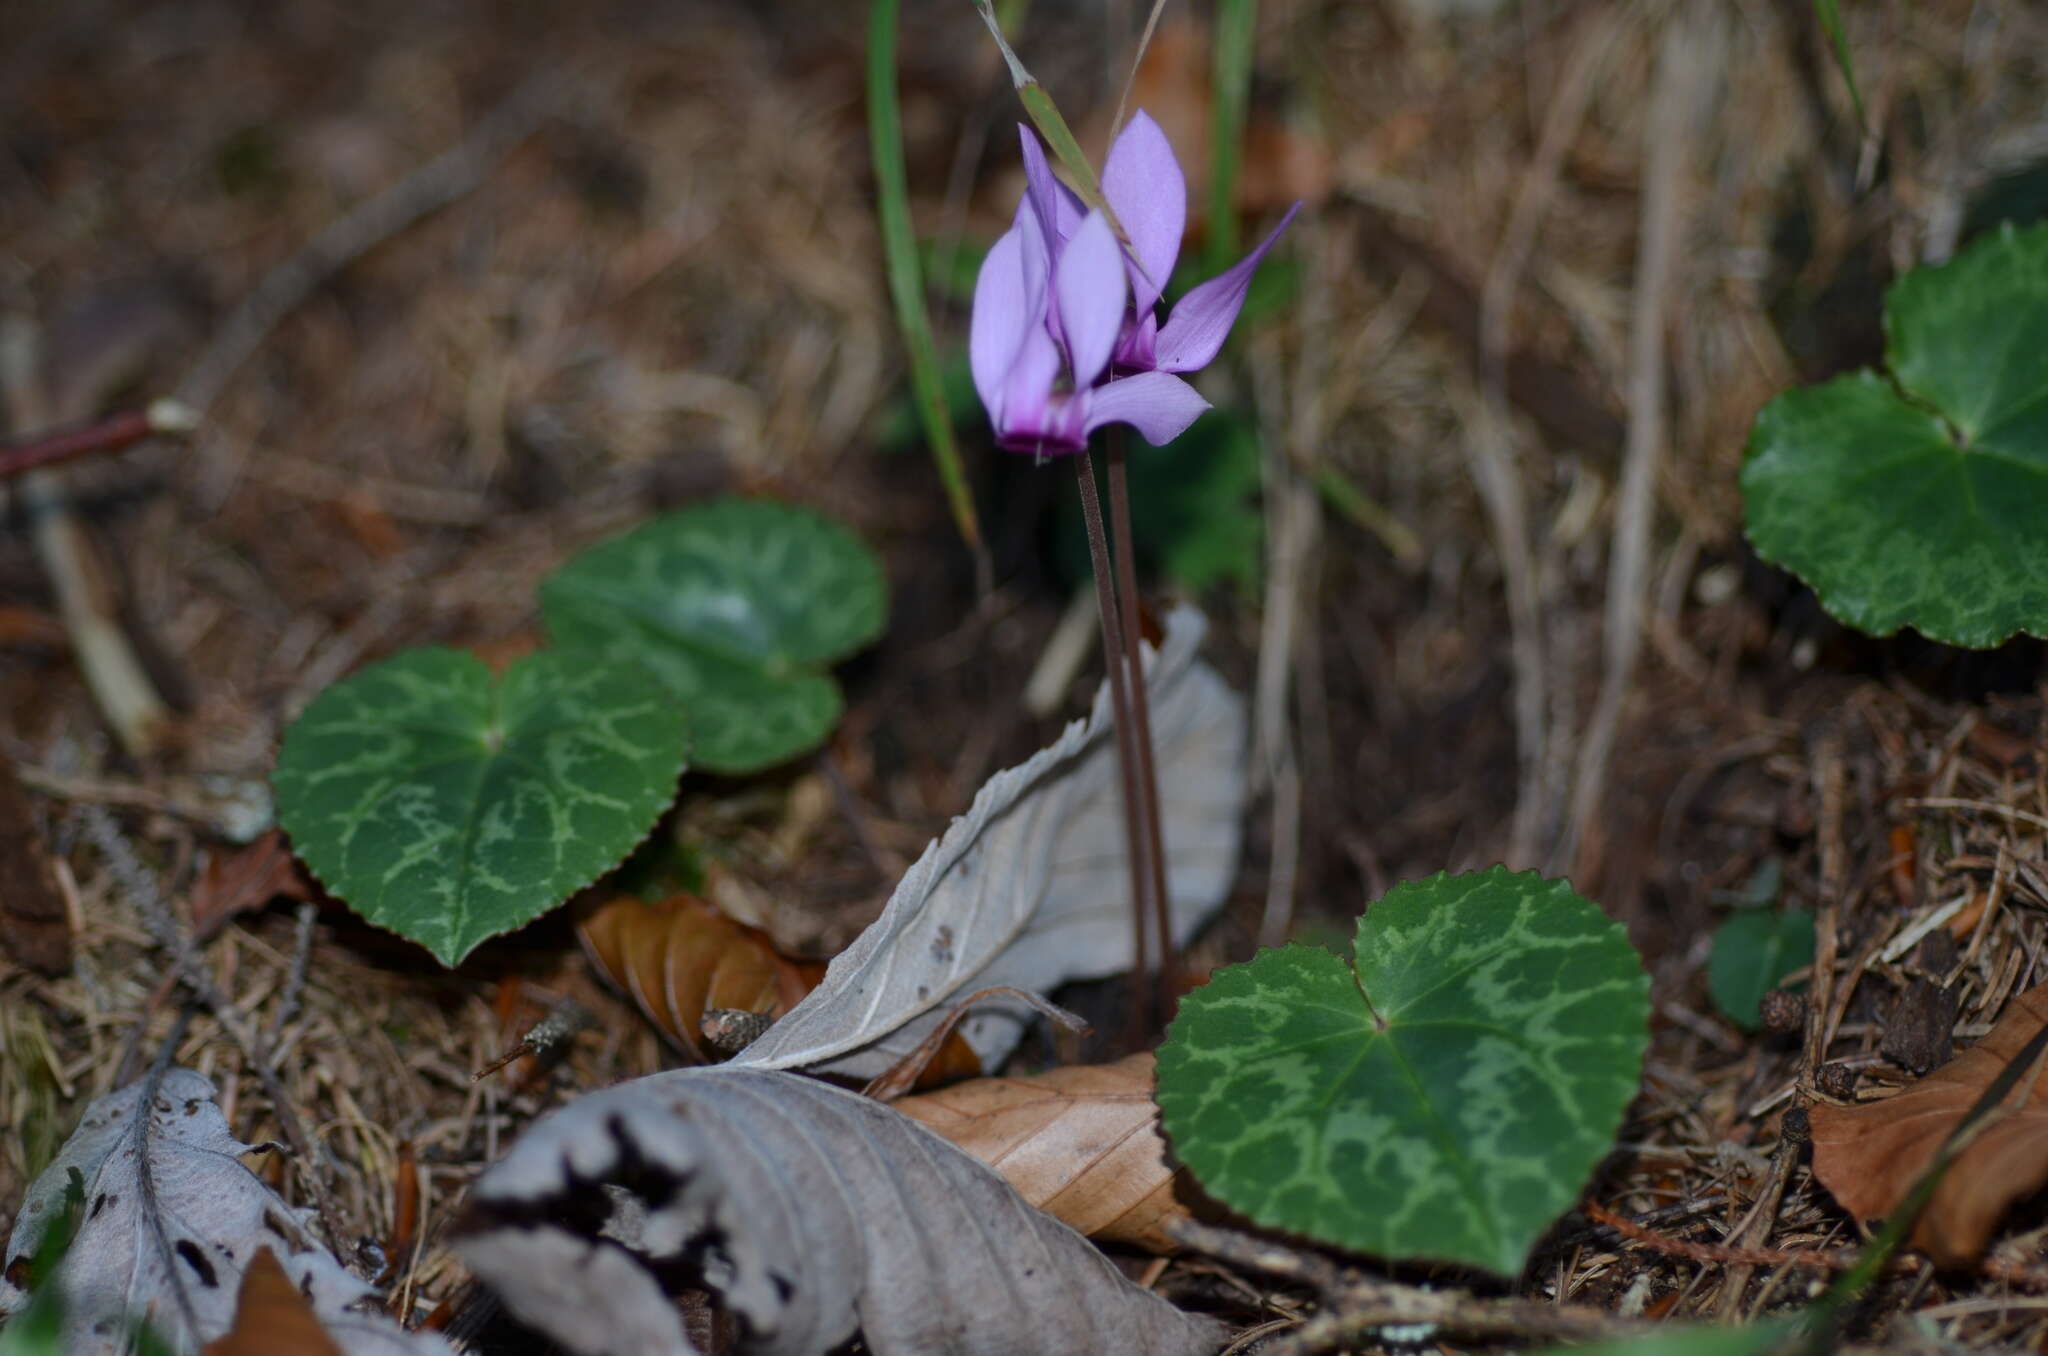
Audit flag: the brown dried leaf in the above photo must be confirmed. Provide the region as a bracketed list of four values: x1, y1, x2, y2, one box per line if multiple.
[201, 1247, 345, 1356]
[893, 1052, 1201, 1253]
[579, 891, 982, 1083]
[190, 829, 311, 942]
[1810, 981, 2048, 1265]
[0, 750, 70, 975]
[578, 892, 813, 1062]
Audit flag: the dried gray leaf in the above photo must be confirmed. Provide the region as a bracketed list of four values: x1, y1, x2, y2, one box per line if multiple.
[0, 1068, 447, 1356]
[456, 1066, 1223, 1356]
[730, 606, 1244, 1077]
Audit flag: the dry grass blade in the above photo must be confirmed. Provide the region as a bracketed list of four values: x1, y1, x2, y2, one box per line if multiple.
[1810, 981, 2048, 1266]
[894, 1052, 1196, 1253]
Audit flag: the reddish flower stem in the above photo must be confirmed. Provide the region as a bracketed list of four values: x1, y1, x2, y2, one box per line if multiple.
[1073, 449, 1157, 1039]
[1105, 434, 1173, 1008]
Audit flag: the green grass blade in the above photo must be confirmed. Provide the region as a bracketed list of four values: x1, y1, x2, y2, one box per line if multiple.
[869, 0, 987, 576]
[969, 0, 1128, 244]
[1812, 0, 1866, 129]
[1206, 0, 1257, 274]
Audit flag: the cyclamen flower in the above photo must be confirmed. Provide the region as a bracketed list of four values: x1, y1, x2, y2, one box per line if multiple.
[971, 109, 1301, 457]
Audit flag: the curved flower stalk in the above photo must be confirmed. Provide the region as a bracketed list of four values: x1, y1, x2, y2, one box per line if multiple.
[969, 110, 1300, 459]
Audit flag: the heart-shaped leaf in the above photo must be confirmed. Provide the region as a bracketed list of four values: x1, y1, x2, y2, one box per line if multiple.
[1156, 867, 1650, 1274]
[274, 649, 688, 966]
[540, 498, 886, 773]
[1742, 223, 2048, 647]
[1709, 909, 1815, 1030]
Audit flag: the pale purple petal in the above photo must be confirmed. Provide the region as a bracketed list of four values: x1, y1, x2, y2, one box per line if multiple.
[969, 223, 1029, 418]
[999, 323, 1061, 433]
[1056, 211, 1127, 389]
[1113, 308, 1158, 372]
[1018, 125, 1083, 252]
[1082, 371, 1211, 445]
[1013, 196, 1050, 321]
[1102, 110, 1184, 314]
[1154, 202, 1302, 374]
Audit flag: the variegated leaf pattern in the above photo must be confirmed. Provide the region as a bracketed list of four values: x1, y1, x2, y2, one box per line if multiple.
[274, 649, 688, 966]
[540, 498, 887, 773]
[1156, 867, 1650, 1274]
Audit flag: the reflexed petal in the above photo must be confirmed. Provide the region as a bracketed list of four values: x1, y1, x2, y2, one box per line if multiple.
[1154, 202, 1302, 374]
[1113, 309, 1158, 372]
[969, 224, 1029, 418]
[1082, 371, 1211, 446]
[1102, 110, 1185, 314]
[1057, 212, 1128, 389]
[1018, 126, 1083, 252]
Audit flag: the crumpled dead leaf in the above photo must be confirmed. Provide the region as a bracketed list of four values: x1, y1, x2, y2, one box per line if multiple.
[578, 891, 985, 1082]
[728, 606, 1245, 1079]
[893, 1052, 1201, 1253]
[189, 830, 310, 942]
[0, 1068, 448, 1356]
[455, 1065, 1225, 1356]
[1810, 981, 2048, 1266]
[577, 891, 818, 1061]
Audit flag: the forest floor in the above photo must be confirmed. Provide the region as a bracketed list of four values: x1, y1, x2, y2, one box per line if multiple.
[5, 0, 2048, 1351]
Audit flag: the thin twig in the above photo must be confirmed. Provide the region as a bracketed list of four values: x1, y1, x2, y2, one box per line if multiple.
[0, 314, 172, 758]
[1558, 7, 1722, 875]
[264, 899, 320, 1051]
[83, 808, 351, 1252]
[0, 400, 195, 481]
[1170, 1219, 1657, 1351]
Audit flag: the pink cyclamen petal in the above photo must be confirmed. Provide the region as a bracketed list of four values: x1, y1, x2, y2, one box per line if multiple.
[968, 224, 1029, 418]
[1018, 125, 1083, 252]
[1082, 371, 1211, 447]
[1102, 110, 1185, 314]
[1056, 211, 1128, 390]
[998, 322, 1062, 433]
[1154, 202, 1302, 374]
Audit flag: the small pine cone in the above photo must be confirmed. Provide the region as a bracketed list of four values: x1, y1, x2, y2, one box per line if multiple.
[1759, 988, 1806, 1035]
[1779, 1104, 1811, 1147]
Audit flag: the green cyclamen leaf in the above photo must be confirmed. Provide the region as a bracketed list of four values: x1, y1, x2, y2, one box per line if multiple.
[1156, 867, 1650, 1275]
[1742, 222, 2048, 647]
[273, 648, 688, 966]
[1709, 909, 1816, 1031]
[541, 498, 886, 774]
